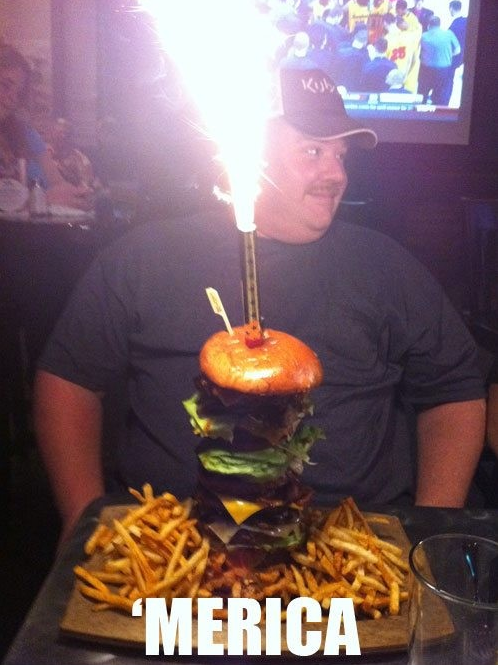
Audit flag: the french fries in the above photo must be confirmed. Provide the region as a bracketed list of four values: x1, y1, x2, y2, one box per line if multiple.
[75, 485, 209, 610]
[75, 486, 409, 620]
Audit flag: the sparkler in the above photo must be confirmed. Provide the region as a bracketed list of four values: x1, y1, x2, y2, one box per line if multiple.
[139, 0, 281, 333]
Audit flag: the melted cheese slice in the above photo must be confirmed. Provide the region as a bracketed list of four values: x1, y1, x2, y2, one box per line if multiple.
[207, 521, 240, 545]
[220, 497, 264, 525]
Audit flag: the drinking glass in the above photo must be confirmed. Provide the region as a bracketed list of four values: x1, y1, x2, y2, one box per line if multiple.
[408, 533, 498, 665]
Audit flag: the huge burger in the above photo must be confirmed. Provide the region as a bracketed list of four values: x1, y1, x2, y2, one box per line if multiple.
[183, 324, 324, 556]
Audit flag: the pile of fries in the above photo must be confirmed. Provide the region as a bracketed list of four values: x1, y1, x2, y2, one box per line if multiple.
[75, 487, 409, 620]
[75, 486, 209, 613]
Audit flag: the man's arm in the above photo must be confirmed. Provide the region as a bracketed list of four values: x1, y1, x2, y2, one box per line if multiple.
[451, 32, 461, 57]
[33, 369, 105, 543]
[415, 399, 486, 507]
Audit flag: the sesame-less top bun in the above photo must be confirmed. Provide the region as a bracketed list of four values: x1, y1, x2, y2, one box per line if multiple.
[199, 326, 323, 395]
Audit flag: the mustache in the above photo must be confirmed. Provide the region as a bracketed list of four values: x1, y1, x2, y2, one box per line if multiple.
[306, 183, 345, 197]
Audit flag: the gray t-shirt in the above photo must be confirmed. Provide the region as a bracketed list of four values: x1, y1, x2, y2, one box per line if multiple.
[38, 209, 484, 504]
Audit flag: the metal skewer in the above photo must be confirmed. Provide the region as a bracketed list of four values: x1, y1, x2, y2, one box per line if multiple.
[239, 229, 262, 328]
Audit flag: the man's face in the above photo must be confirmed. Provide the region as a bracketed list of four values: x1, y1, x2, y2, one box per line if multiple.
[256, 119, 348, 244]
[0, 66, 26, 121]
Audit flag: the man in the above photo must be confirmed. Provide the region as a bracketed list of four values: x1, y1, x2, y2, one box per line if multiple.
[360, 36, 397, 91]
[306, 22, 336, 78]
[448, 0, 467, 69]
[385, 66, 411, 93]
[310, 0, 335, 22]
[321, 6, 350, 54]
[383, 13, 420, 94]
[34, 68, 485, 544]
[394, 0, 422, 34]
[342, 0, 370, 34]
[394, 15, 422, 94]
[335, 26, 370, 91]
[412, 0, 434, 32]
[420, 15, 461, 105]
[279, 31, 315, 70]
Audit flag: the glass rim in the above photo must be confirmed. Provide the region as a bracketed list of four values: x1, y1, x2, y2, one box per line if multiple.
[409, 533, 498, 611]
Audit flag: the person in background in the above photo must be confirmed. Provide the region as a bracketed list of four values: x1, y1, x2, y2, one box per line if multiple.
[307, 22, 335, 78]
[395, 0, 422, 34]
[321, 7, 350, 54]
[47, 117, 98, 190]
[385, 66, 412, 92]
[412, 0, 434, 32]
[360, 36, 397, 91]
[310, 0, 338, 22]
[395, 15, 422, 93]
[33, 67, 485, 545]
[448, 0, 466, 70]
[335, 26, 370, 91]
[279, 31, 315, 70]
[0, 44, 42, 184]
[268, 0, 301, 35]
[0, 44, 93, 211]
[419, 15, 460, 105]
[342, 0, 370, 34]
[368, 0, 392, 42]
[383, 13, 420, 94]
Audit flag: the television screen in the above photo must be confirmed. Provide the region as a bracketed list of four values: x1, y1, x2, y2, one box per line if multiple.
[100, 0, 481, 147]
[270, 0, 480, 145]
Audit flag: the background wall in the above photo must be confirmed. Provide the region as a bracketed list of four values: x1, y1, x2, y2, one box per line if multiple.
[0, 0, 53, 126]
[51, 0, 98, 146]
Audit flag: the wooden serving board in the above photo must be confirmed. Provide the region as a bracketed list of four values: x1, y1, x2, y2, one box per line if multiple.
[60, 506, 453, 654]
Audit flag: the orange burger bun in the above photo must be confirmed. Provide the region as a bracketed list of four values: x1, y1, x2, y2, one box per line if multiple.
[199, 326, 323, 395]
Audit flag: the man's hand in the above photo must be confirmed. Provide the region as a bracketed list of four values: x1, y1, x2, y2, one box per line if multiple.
[416, 399, 486, 507]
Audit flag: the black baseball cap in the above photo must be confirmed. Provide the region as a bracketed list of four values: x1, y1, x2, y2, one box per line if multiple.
[273, 67, 377, 149]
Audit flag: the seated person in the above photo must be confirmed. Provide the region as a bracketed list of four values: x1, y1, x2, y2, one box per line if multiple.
[47, 117, 98, 190]
[0, 44, 93, 212]
[34, 68, 485, 545]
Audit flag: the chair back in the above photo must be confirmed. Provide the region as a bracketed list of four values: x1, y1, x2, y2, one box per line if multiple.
[338, 199, 373, 227]
[462, 197, 498, 331]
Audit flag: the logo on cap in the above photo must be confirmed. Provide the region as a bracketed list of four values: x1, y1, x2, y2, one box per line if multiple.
[300, 75, 336, 95]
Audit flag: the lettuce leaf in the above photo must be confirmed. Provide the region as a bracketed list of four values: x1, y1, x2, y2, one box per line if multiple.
[280, 425, 326, 474]
[198, 446, 289, 481]
[182, 392, 236, 442]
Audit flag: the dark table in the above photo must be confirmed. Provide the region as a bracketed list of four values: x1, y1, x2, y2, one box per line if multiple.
[3, 499, 498, 665]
